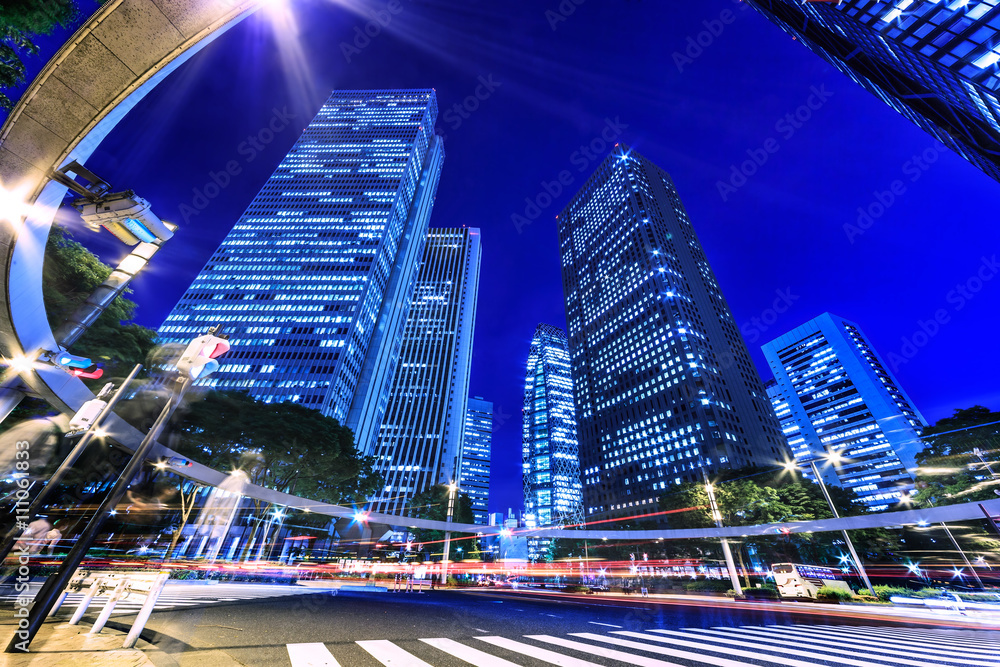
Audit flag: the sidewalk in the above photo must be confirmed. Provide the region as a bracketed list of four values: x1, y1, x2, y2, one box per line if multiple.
[0, 617, 154, 667]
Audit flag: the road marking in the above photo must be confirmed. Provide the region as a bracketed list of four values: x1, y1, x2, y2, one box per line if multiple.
[644, 628, 944, 667]
[588, 622, 622, 628]
[685, 627, 978, 667]
[813, 625, 1000, 652]
[739, 626, 998, 663]
[474, 628, 489, 633]
[420, 638, 521, 666]
[545, 614, 561, 618]
[777, 625, 1000, 657]
[287, 643, 340, 667]
[529, 634, 683, 667]
[475, 636, 604, 667]
[357, 640, 433, 666]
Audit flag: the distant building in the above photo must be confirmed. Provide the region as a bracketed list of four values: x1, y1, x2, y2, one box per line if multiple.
[763, 313, 927, 510]
[462, 396, 493, 524]
[745, 0, 1000, 183]
[558, 145, 787, 524]
[158, 89, 445, 456]
[522, 324, 584, 559]
[369, 228, 481, 516]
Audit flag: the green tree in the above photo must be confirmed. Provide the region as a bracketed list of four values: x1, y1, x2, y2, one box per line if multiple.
[406, 484, 474, 554]
[912, 406, 1000, 505]
[170, 390, 381, 505]
[0, 0, 79, 110]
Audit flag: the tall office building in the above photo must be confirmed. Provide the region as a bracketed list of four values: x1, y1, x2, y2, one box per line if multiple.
[159, 89, 444, 455]
[762, 312, 927, 510]
[369, 228, 481, 516]
[559, 145, 787, 524]
[522, 323, 584, 557]
[745, 0, 1000, 182]
[461, 396, 493, 525]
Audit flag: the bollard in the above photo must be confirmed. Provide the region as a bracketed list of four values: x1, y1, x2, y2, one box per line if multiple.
[123, 572, 168, 649]
[89, 579, 127, 634]
[47, 591, 69, 617]
[69, 580, 101, 625]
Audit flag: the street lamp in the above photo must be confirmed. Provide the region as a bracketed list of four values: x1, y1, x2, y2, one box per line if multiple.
[784, 454, 875, 595]
[900, 491, 985, 589]
[441, 482, 458, 585]
[701, 470, 742, 597]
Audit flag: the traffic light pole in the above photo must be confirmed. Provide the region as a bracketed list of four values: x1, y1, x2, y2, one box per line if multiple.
[6, 376, 191, 653]
[702, 470, 742, 597]
[0, 364, 142, 563]
[809, 460, 874, 595]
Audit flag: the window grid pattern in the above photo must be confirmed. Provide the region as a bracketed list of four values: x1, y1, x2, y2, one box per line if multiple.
[461, 396, 493, 525]
[558, 145, 786, 524]
[371, 228, 481, 517]
[159, 89, 443, 438]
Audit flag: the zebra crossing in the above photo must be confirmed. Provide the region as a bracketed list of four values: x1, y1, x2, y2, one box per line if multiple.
[287, 624, 1000, 667]
[1, 581, 319, 616]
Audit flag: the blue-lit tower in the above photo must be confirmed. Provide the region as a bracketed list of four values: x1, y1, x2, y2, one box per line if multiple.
[369, 227, 481, 516]
[559, 145, 787, 524]
[159, 89, 444, 454]
[763, 312, 927, 510]
[522, 324, 584, 559]
[745, 0, 1000, 183]
[461, 396, 493, 525]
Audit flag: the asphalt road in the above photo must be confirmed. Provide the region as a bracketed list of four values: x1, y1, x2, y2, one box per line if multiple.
[105, 587, 1000, 667]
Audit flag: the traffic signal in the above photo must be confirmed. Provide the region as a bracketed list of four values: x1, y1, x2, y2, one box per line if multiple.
[69, 398, 107, 430]
[77, 193, 174, 246]
[176, 333, 230, 379]
[70, 365, 104, 380]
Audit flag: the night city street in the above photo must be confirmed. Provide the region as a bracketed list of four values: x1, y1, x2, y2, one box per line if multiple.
[2, 0, 1000, 663]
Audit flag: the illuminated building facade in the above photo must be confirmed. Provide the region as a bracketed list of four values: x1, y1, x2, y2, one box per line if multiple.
[762, 313, 927, 510]
[559, 145, 787, 523]
[522, 324, 584, 557]
[745, 0, 1000, 182]
[370, 228, 481, 516]
[159, 89, 444, 455]
[461, 396, 493, 525]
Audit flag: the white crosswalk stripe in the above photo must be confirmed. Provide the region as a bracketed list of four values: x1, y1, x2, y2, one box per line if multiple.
[812, 625, 1000, 651]
[358, 640, 434, 666]
[287, 642, 341, 667]
[274, 624, 1000, 667]
[643, 627, 949, 667]
[706, 625, 993, 665]
[748, 625, 1000, 662]
[2, 582, 317, 616]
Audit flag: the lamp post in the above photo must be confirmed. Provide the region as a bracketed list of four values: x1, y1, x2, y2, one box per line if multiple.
[701, 469, 742, 597]
[903, 493, 985, 590]
[787, 455, 874, 594]
[441, 482, 457, 586]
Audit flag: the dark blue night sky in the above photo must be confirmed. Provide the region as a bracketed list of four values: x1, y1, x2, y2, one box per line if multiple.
[14, 0, 1000, 514]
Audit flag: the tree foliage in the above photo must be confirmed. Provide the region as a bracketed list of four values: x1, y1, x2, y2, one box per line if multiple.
[0, 0, 79, 110]
[406, 483, 474, 550]
[169, 389, 381, 506]
[913, 405, 1000, 505]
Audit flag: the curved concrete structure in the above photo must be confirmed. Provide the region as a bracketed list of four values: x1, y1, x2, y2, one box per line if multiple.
[1, 1, 997, 541]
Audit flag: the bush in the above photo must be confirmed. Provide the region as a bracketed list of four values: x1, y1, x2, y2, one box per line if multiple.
[914, 587, 946, 598]
[871, 585, 912, 602]
[682, 579, 732, 592]
[816, 585, 854, 601]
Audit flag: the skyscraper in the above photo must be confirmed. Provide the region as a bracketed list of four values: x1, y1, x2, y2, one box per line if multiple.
[522, 324, 584, 552]
[462, 396, 493, 525]
[559, 145, 787, 524]
[762, 312, 927, 510]
[744, 0, 1000, 183]
[159, 89, 444, 454]
[369, 227, 481, 516]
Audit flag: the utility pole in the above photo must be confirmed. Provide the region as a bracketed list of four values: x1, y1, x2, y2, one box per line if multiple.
[441, 483, 457, 586]
[807, 459, 874, 595]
